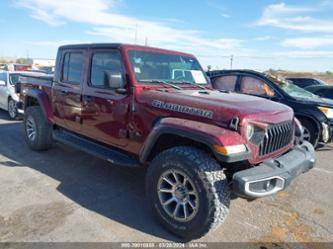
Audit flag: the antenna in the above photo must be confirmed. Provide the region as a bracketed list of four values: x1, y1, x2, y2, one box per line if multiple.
[230, 55, 234, 69]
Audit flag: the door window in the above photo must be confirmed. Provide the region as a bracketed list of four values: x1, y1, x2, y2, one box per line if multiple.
[212, 75, 237, 91]
[90, 51, 123, 89]
[62, 52, 84, 84]
[240, 76, 275, 97]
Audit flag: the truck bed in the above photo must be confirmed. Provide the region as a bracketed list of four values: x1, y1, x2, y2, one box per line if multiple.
[15, 73, 53, 105]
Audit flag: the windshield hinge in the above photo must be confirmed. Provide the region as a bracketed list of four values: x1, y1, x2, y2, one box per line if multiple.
[229, 117, 240, 131]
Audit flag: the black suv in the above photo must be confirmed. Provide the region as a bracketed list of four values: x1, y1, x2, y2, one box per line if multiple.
[305, 85, 333, 100]
[208, 70, 333, 147]
[286, 77, 327, 89]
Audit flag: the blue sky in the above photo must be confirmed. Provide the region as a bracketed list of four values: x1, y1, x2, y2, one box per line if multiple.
[1, 0, 333, 71]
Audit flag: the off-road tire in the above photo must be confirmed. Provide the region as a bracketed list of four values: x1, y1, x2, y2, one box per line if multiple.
[299, 118, 319, 148]
[146, 146, 230, 241]
[8, 98, 18, 120]
[24, 106, 53, 151]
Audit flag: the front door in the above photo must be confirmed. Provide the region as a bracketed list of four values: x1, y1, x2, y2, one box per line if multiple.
[0, 72, 8, 109]
[52, 50, 85, 132]
[81, 49, 130, 147]
[239, 76, 276, 99]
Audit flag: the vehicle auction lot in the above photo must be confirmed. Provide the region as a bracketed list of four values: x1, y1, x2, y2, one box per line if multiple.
[0, 110, 332, 243]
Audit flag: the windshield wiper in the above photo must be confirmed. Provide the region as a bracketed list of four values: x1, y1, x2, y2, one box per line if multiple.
[168, 80, 208, 90]
[139, 79, 182, 90]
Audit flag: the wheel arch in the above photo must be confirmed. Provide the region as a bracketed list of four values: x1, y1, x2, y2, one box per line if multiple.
[24, 89, 53, 123]
[139, 117, 247, 165]
[295, 114, 321, 134]
[141, 130, 214, 163]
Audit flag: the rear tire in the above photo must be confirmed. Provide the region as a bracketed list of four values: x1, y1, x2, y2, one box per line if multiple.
[146, 146, 230, 241]
[24, 106, 53, 151]
[8, 98, 18, 120]
[299, 118, 319, 148]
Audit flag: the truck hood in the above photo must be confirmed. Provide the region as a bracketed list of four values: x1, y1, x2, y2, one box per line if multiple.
[139, 89, 293, 126]
[292, 96, 333, 108]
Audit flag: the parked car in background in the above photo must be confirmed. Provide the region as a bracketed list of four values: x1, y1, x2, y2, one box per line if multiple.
[0, 71, 47, 119]
[287, 77, 327, 89]
[305, 85, 333, 100]
[4, 64, 32, 71]
[38, 66, 55, 74]
[208, 70, 333, 147]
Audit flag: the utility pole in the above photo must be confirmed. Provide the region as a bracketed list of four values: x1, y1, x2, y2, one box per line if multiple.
[134, 24, 138, 44]
[145, 37, 148, 46]
[230, 55, 234, 69]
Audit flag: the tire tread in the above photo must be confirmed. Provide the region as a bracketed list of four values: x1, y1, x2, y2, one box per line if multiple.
[24, 106, 53, 151]
[146, 146, 230, 240]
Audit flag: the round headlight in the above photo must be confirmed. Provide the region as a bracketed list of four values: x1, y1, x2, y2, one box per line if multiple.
[246, 124, 254, 140]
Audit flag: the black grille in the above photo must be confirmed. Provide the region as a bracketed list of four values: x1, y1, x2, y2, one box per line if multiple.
[259, 121, 293, 156]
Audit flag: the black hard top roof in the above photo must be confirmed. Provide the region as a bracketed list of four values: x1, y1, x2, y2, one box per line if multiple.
[58, 43, 195, 57]
[59, 43, 122, 50]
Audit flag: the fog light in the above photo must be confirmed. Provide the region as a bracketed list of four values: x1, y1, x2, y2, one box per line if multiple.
[245, 176, 285, 197]
[322, 122, 330, 143]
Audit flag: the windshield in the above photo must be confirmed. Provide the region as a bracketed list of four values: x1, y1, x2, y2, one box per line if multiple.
[128, 50, 208, 85]
[316, 78, 327, 85]
[266, 74, 319, 99]
[9, 74, 21, 85]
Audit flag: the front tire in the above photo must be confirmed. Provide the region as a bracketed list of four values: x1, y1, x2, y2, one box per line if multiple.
[146, 146, 230, 241]
[8, 98, 18, 120]
[300, 118, 319, 148]
[24, 106, 53, 151]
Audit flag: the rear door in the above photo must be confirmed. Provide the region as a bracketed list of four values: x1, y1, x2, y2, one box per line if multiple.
[211, 75, 238, 92]
[52, 50, 86, 132]
[81, 49, 130, 147]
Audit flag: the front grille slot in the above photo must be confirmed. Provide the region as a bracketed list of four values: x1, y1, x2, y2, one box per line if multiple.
[259, 121, 293, 156]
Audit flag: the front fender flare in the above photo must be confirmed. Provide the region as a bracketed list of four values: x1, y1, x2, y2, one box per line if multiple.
[24, 89, 53, 123]
[139, 117, 248, 164]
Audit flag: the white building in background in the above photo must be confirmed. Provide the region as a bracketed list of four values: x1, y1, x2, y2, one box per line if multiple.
[27, 58, 55, 67]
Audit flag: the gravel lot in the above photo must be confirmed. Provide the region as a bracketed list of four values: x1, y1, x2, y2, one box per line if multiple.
[0, 109, 332, 243]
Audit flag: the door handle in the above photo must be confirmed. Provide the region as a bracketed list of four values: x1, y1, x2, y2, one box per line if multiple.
[60, 90, 69, 96]
[83, 95, 95, 103]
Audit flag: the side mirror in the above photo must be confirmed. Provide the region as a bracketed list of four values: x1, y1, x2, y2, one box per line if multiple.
[15, 83, 22, 94]
[0, 80, 6, 86]
[106, 70, 126, 93]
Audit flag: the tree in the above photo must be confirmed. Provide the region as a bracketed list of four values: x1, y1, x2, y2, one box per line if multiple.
[15, 58, 28, 64]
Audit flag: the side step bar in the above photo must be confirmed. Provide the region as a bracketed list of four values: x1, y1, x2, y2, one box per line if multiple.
[53, 129, 140, 168]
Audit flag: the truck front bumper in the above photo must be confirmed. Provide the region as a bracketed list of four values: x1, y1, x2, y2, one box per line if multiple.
[16, 101, 24, 114]
[232, 141, 315, 199]
[326, 119, 333, 143]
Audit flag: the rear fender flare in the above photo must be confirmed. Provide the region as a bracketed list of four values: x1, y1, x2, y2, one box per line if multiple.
[24, 89, 53, 123]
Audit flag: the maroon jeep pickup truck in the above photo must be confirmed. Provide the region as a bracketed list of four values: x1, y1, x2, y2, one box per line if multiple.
[18, 43, 315, 240]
